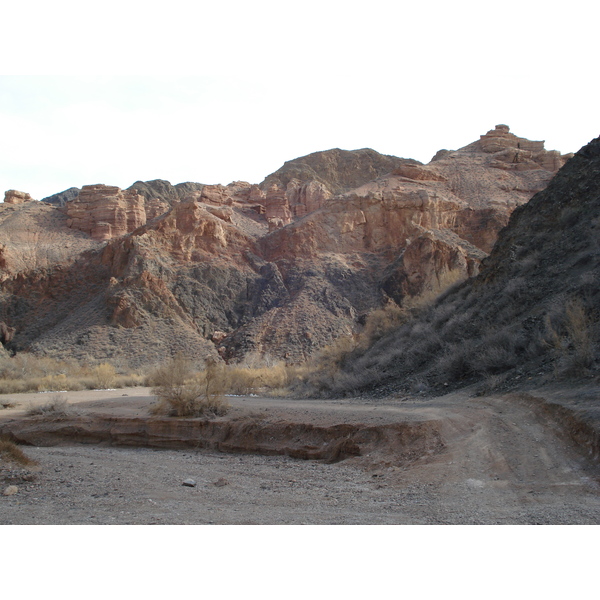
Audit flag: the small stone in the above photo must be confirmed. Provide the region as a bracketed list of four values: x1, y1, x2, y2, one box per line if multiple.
[3, 485, 18, 496]
[182, 479, 197, 488]
[213, 478, 229, 488]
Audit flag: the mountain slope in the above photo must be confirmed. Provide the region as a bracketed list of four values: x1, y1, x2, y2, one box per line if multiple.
[310, 135, 600, 396]
[0, 126, 573, 367]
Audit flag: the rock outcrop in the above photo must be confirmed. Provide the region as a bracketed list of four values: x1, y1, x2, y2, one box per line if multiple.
[0, 126, 579, 367]
[41, 187, 80, 207]
[261, 147, 415, 194]
[4, 190, 33, 204]
[65, 185, 147, 241]
[474, 124, 572, 172]
[259, 148, 415, 230]
[316, 134, 600, 396]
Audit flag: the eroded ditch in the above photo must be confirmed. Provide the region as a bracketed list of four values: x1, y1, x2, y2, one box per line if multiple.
[0, 414, 445, 466]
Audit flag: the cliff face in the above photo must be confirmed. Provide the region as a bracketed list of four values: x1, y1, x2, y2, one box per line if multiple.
[316, 134, 600, 396]
[0, 126, 573, 366]
[65, 185, 147, 241]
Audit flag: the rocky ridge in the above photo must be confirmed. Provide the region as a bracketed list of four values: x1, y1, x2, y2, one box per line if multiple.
[0, 126, 572, 366]
[316, 133, 600, 396]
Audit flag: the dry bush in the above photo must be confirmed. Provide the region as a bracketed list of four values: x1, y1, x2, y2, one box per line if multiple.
[403, 269, 466, 311]
[114, 373, 144, 388]
[0, 437, 37, 467]
[293, 335, 381, 397]
[297, 305, 412, 396]
[565, 298, 593, 370]
[474, 373, 511, 396]
[545, 297, 595, 376]
[0, 352, 140, 393]
[226, 363, 301, 395]
[357, 304, 410, 349]
[92, 363, 116, 389]
[36, 373, 84, 392]
[227, 351, 307, 396]
[308, 335, 358, 379]
[26, 394, 78, 420]
[0, 380, 29, 395]
[468, 329, 523, 376]
[150, 355, 229, 417]
[236, 351, 280, 369]
[428, 344, 475, 384]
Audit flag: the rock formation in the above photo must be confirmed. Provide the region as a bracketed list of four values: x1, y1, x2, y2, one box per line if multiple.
[315, 134, 600, 396]
[472, 124, 573, 172]
[65, 184, 147, 241]
[259, 148, 416, 231]
[0, 126, 578, 367]
[41, 187, 80, 207]
[3, 190, 33, 204]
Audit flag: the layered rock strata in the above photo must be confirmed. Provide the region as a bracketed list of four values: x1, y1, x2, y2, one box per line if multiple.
[0, 126, 578, 366]
[65, 185, 147, 241]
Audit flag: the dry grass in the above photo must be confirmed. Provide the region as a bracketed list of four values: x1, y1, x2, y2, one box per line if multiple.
[0, 437, 38, 467]
[0, 352, 142, 394]
[226, 363, 303, 396]
[403, 269, 467, 311]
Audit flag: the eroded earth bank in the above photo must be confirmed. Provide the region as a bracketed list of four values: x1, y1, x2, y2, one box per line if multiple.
[1, 386, 599, 524]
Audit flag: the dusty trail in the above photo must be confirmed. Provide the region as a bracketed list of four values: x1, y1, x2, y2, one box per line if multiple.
[1, 387, 599, 524]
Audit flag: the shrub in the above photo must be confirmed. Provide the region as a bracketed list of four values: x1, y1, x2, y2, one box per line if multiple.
[150, 355, 229, 417]
[564, 298, 593, 371]
[357, 304, 409, 348]
[545, 297, 595, 376]
[226, 363, 301, 395]
[26, 394, 78, 420]
[92, 363, 116, 389]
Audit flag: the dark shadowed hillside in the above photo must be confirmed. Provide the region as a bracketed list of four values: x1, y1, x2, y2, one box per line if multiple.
[304, 135, 600, 396]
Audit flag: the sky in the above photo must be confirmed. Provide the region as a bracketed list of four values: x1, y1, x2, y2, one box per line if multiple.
[1, 0, 598, 200]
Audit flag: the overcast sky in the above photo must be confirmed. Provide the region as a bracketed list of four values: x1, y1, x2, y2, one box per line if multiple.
[1, 0, 598, 200]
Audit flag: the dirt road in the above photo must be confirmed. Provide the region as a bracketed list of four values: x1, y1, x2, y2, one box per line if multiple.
[1, 387, 599, 524]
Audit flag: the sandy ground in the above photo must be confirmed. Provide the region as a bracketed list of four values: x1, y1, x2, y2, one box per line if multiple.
[1, 386, 600, 524]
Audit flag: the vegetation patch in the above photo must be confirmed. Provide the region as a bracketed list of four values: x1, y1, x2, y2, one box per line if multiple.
[0, 436, 37, 467]
[149, 355, 229, 417]
[0, 352, 143, 395]
[26, 394, 79, 420]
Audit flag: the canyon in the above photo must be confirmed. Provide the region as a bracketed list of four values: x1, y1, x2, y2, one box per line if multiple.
[0, 125, 572, 367]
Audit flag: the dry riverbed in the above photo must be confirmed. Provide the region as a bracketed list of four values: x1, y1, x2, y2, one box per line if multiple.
[1, 386, 600, 524]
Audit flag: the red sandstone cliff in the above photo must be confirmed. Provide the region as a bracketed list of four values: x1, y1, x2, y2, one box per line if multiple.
[0, 126, 572, 365]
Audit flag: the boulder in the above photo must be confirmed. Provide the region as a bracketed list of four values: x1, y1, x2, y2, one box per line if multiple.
[4, 190, 33, 204]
